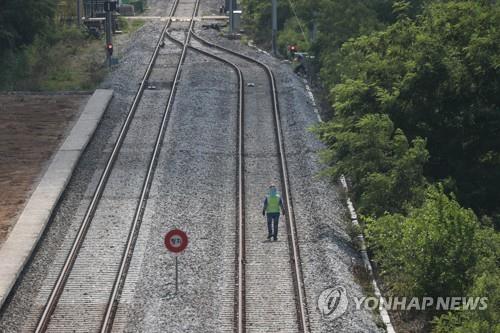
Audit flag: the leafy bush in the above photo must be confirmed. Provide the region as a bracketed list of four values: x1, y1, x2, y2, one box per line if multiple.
[366, 185, 479, 298]
[277, 18, 309, 56]
[432, 229, 500, 332]
[0, 26, 103, 91]
[0, 0, 57, 53]
[330, 1, 500, 223]
[313, 113, 428, 216]
[240, 0, 292, 47]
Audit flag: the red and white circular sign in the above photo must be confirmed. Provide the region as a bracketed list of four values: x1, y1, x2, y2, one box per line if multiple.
[164, 229, 188, 253]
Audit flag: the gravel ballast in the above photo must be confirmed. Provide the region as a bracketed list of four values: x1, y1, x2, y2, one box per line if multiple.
[0, 11, 174, 332]
[195, 8, 385, 331]
[110, 43, 239, 332]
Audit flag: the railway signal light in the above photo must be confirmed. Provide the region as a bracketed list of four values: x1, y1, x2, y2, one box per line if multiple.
[106, 43, 113, 56]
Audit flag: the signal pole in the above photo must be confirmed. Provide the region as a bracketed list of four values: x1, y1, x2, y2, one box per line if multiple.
[229, 0, 234, 34]
[272, 0, 277, 56]
[104, 1, 116, 67]
[106, 10, 112, 67]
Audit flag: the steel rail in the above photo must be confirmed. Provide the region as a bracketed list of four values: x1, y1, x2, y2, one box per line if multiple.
[99, 1, 202, 332]
[191, 32, 311, 333]
[175, 30, 246, 333]
[33, 0, 182, 331]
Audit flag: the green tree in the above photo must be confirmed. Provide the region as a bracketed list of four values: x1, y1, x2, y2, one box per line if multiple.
[329, 1, 500, 224]
[0, 0, 57, 53]
[240, 0, 292, 47]
[366, 185, 479, 298]
[432, 229, 500, 332]
[314, 113, 428, 216]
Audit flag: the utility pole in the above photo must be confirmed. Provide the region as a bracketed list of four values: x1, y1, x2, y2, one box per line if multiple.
[104, 1, 116, 67]
[272, 0, 277, 56]
[77, 0, 81, 26]
[106, 10, 112, 67]
[229, 0, 234, 34]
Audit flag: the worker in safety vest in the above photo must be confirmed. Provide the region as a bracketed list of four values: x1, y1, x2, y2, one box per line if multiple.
[293, 53, 306, 75]
[262, 184, 285, 241]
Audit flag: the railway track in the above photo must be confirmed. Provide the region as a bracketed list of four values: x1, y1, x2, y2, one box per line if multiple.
[185, 29, 310, 332]
[1, 2, 310, 332]
[30, 0, 201, 331]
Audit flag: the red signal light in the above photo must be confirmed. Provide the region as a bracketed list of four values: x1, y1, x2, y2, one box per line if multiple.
[106, 43, 113, 56]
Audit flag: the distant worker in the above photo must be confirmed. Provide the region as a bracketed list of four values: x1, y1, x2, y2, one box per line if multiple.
[262, 184, 285, 241]
[293, 53, 306, 75]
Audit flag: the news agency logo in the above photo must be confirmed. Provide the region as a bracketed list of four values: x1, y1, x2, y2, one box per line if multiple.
[318, 285, 489, 321]
[317, 286, 349, 320]
[352, 296, 489, 312]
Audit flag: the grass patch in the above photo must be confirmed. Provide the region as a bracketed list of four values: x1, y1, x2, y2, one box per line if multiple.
[0, 27, 107, 91]
[351, 263, 387, 329]
[0, 18, 146, 91]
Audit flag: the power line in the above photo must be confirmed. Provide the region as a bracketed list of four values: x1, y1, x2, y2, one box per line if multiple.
[285, 0, 309, 46]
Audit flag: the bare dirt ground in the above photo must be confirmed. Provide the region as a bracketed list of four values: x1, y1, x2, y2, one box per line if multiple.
[0, 94, 89, 246]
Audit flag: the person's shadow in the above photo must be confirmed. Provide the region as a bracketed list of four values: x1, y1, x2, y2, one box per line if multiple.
[261, 239, 280, 243]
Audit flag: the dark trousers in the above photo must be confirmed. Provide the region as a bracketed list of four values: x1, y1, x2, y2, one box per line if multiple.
[267, 213, 280, 239]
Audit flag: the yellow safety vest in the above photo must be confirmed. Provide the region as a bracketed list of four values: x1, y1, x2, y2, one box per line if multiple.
[266, 194, 281, 213]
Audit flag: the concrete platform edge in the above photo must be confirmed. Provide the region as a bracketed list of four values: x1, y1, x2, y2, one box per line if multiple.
[0, 89, 113, 309]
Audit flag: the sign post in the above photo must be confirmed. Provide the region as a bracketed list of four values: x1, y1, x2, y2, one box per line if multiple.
[164, 229, 188, 295]
[175, 256, 179, 294]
